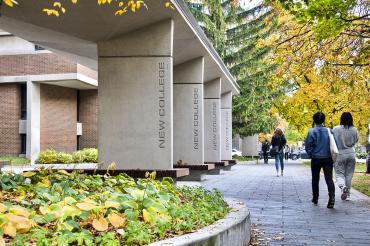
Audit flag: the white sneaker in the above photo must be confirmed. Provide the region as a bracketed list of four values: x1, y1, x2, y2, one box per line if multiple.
[345, 194, 351, 201]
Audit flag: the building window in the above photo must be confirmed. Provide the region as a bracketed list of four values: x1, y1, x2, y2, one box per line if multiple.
[20, 84, 27, 120]
[20, 134, 26, 155]
[34, 45, 45, 51]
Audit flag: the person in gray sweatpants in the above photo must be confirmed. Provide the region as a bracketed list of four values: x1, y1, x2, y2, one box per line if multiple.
[333, 112, 358, 201]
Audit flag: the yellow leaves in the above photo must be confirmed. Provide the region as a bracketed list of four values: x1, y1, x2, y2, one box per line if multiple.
[142, 209, 154, 224]
[2, 213, 32, 237]
[53, 2, 62, 8]
[108, 212, 126, 228]
[21, 171, 37, 177]
[0, 237, 5, 246]
[98, 0, 113, 4]
[115, 7, 128, 16]
[76, 201, 97, 211]
[0, 203, 7, 213]
[165, 1, 174, 10]
[3, 223, 16, 238]
[92, 217, 108, 231]
[43, 8, 60, 17]
[3, 0, 18, 7]
[105, 200, 120, 209]
[9, 207, 29, 218]
[71, 0, 78, 4]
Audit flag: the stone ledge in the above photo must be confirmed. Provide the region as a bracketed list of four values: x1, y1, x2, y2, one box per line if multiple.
[205, 161, 229, 167]
[173, 164, 215, 170]
[150, 198, 251, 246]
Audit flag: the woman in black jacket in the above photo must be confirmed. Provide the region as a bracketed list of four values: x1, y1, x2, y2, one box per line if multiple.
[271, 128, 287, 176]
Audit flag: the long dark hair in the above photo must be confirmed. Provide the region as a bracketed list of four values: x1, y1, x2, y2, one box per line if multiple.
[340, 112, 354, 128]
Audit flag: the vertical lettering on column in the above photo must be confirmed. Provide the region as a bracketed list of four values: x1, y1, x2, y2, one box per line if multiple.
[225, 110, 230, 151]
[158, 62, 166, 148]
[212, 102, 217, 151]
[193, 88, 199, 150]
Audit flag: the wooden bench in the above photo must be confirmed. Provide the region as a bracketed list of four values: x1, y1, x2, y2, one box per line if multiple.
[174, 164, 215, 181]
[59, 168, 190, 180]
[205, 161, 232, 171]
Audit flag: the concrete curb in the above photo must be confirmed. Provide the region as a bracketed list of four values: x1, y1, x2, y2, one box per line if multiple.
[150, 198, 251, 246]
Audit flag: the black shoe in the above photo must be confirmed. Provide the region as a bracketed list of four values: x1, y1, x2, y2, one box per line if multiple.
[341, 187, 349, 200]
[327, 198, 335, 209]
[312, 198, 318, 205]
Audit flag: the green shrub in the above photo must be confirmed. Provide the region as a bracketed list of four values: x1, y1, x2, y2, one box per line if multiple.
[35, 149, 73, 164]
[72, 148, 98, 163]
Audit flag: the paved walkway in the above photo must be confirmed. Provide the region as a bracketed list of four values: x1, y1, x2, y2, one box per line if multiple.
[201, 160, 370, 245]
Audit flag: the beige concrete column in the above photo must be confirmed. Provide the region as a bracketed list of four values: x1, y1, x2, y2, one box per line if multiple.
[221, 91, 232, 160]
[98, 20, 174, 169]
[26, 80, 40, 163]
[173, 57, 204, 164]
[204, 78, 221, 162]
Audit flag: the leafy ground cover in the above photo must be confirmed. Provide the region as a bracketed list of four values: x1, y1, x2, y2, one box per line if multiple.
[0, 170, 229, 245]
[36, 148, 98, 164]
[0, 157, 30, 166]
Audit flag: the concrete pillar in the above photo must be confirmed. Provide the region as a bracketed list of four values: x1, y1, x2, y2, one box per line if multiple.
[241, 135, 260, 156]
[221, 91, 232, 160]
[203, 78, 221, 162]
[97, 20, 174, 169]
[26, 80, 40, 163]
[173, 57, 204, 164]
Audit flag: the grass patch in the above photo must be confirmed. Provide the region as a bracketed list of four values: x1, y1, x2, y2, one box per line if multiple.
[0, 156, 30, 166]
[355, 163, 366, 173]
[303, 160, 310, 167]
[0, 170, 229, 245]
[352, 174, 370, 197]
[233, 155, 258, 161]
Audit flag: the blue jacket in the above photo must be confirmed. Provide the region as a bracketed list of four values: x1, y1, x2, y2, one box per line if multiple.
[305, 125, 331, 159]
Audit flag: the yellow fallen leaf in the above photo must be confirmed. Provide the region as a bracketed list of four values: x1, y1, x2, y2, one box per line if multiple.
[15, 219, 31, 233]
[21, 171, 37, 177]
[108, 212, 126, 228]
[105, 201, 120, 209]
[10, 206, 29, 218]
[3, 223, 16, 238]
[6, 213, 30, 224]
[0, 237, 5, 246]
[142, 209, 154, 224]
[76, 202, 96, 211]
[92, 217, 108, 231]
[0, 203, 7, 213]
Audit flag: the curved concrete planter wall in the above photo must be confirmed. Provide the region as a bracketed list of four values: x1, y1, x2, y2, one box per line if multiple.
[150, 198, 251, 246]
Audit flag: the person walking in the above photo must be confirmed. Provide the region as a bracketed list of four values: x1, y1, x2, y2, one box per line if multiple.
[261, 140, 270, 164]
[305, 112, 335, 208]
[333, 112, 358, 201]
[285, 145, 290, 160]
[271, 128, 286, 176]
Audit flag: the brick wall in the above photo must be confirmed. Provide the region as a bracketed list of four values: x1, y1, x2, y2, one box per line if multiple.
[0, 84, 21, 156]
[0, 53, 98, 80]
[40, 84, 77, 153]
[79, 90, 98, 149]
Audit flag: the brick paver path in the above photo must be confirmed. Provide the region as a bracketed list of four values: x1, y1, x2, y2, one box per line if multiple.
[202, 160, 370, 245]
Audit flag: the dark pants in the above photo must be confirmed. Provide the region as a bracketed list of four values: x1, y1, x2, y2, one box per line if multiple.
[263, 152, 269, 164]
[285, 152, 289, 160]
[311, 158, 335, 200]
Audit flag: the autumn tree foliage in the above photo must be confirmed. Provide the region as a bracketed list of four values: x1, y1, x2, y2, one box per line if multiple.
[187, 0, 284, 137]
[270, 3, 370, 136]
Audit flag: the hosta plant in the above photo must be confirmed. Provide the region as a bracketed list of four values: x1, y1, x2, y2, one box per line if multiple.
[0, 170, 229, 245]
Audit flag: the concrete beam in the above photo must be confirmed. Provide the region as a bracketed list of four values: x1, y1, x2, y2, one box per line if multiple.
[221, 91, 232, 160]
[173, 57, 204, 165]
[26, 80, 40, 163]
[98, 19, 174, 170]
[204, 78, 221, 162]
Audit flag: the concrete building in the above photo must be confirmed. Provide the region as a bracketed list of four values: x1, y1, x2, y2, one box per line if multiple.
[0, 0, 239, 170]
[0, 31, 98, 161]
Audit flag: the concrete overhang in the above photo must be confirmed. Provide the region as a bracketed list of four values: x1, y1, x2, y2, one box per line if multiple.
[0, 0, 239, 94]
[0, 73, 98, 90]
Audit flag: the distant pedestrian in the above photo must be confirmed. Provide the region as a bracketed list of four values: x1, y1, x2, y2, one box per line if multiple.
[333, 112, 358, 201]
[305, 112, 335, 208]
[271, 128, 286, 176]
[284, 145, 290, 160]
[261, 140, 270, 164]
